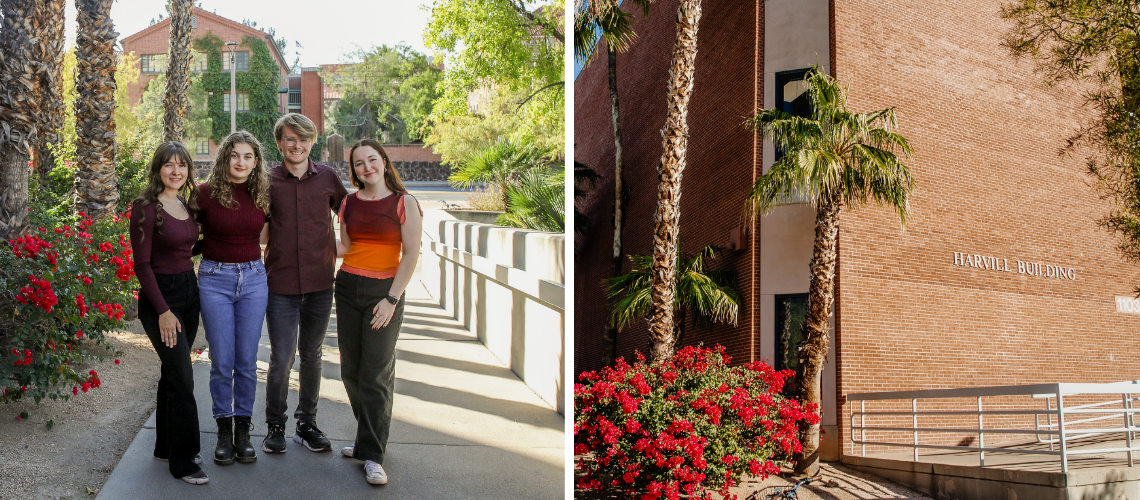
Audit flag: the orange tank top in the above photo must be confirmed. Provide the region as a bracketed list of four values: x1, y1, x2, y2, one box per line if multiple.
[338, 192, 420, 279]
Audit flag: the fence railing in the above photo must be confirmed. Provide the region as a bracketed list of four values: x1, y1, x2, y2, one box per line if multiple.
[848, 381, 1140, 473]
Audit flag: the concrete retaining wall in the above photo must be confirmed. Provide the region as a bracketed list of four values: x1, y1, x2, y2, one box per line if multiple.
[419, 220, 565, 414]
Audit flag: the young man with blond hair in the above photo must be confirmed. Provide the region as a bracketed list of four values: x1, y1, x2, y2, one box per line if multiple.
[262, 113, 347, 453]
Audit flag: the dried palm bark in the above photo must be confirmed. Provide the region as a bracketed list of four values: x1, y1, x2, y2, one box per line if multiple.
[163, 0, 192, 143]
[74, 0, 119, 220]
[648, 0, 701, 363]
[32, 0, 66, 178]
[0, 0, 41, 239]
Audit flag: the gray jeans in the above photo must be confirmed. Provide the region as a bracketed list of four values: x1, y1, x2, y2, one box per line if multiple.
[264, 287, 334, 425]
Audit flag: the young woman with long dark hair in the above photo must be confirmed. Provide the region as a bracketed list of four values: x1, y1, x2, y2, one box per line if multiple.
[129, 141, 207, 484]
[196, 130, 271, 466]
[335, 139, 422, 485]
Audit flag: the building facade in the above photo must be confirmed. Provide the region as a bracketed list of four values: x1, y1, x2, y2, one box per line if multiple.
[120, 8, 323, 158]
[573, 0, 1140, 461]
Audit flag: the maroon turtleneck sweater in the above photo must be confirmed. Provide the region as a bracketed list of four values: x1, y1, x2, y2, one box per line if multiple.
[197, 182, 268, 263]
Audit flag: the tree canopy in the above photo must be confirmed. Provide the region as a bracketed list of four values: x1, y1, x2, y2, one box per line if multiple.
[424, 0, 564, 157]
[324, 45, 442, 144]
[1001, 0, 1140, 278]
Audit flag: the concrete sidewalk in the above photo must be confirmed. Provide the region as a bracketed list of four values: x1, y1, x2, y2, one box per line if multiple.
[96, 270, 565, 499]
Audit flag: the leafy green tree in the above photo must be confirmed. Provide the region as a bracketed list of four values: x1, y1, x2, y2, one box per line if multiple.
[133, 73, 212, 146]
[606, 244, 739, 350]
[744, 68, 915, 476]
[1001, 0, 1140, 284]
[424, 0, 564, 157]
[324, 45, 442, 144]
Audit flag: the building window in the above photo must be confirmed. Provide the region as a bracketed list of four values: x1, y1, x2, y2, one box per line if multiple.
[222, 92, 250, 112]
[191, 15, 197, 30]
[774, 294, 808, 397]
[141, 54, 168, 74]
[287, 89, 301, 109]
[194, 137, 209, 156]
[222, 51, 250, 71]
[190, 51, 207, 72]
[773, 69, 812, 162]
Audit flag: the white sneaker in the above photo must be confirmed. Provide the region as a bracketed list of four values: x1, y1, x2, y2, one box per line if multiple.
[341, 445, 355, 458]
[364, 460, 388, 485]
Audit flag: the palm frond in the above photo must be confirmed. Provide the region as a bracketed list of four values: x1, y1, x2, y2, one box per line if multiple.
[606, 244, 739, 331]
[449, 138, 553, 189]
[743, 65, 916, 223]
[496, 168, 565, 232]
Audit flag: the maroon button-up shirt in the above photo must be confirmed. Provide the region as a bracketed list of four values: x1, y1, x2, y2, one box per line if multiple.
[265, 160, 348, 295]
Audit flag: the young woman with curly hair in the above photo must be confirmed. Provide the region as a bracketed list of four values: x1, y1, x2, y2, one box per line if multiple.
[196, 130, 272, 466]
[129, 141, 208, 484]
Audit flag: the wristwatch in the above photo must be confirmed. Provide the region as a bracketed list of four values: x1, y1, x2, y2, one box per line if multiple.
[385, 294, 400, 305]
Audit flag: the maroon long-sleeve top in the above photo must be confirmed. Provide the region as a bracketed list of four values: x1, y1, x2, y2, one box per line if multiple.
[130, 201, 200, 314]
[197, 182, 268, 263]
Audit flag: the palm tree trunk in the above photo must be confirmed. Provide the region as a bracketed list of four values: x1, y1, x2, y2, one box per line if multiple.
[33, 0, 66, 179]
[602, 44, 625, 367]
[648, 0, 701, 364]
[0, 0, 40, 240]
[163, 0, 192, 143]
[795, 191, 842, 476]
[74, 0, 119, 220]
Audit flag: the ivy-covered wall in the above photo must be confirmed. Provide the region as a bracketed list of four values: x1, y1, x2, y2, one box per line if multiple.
[193, 32, 283, 161]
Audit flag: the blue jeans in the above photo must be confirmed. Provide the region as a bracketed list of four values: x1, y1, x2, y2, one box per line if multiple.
[198, 259, 268, 419]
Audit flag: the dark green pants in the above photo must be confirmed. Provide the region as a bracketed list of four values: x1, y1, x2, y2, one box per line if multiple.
[334, 271, 403, 464]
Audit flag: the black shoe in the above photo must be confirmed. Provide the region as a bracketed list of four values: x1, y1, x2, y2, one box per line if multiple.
[214, 417, 235, 465]
[294, 420, 332, 452]
[262, 422, 287, 453]
[234, 416, 257, 463]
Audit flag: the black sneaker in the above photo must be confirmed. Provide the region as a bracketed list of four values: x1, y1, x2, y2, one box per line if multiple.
[293, 420, 332, 452]
[263, 423, 287, 453]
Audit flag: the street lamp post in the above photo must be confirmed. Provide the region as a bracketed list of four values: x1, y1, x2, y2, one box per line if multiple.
[225, 41, 238, 135]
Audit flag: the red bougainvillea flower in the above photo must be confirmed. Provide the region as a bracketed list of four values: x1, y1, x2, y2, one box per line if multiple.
[114, 359, 120, 365]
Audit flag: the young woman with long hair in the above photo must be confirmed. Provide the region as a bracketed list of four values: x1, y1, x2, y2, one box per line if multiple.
[129, 141, 207, 484]
[334, 139, 422, 485]
[196, 130, 272, 466]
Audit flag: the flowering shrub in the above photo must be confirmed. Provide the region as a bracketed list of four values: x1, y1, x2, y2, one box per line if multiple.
[574, 345, 820, 500]
[0, 211, 137, 404]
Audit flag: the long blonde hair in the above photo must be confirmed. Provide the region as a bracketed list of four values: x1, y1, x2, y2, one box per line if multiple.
[207, 131, 271, 214]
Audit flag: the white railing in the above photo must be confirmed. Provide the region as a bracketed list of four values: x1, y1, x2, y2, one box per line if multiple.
[848, 382, 1140, 473]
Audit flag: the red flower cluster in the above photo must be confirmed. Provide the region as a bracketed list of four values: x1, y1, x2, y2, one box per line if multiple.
[16, 275, 58, 312]
[93, 301, 124, 321]
[10, 234, 56, 263]
[11, 348, 32, 366]
[109, 255, 135, 281]
[574, 345, 819, 500]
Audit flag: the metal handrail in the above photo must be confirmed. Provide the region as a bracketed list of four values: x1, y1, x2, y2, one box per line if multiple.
[848, 381, 1140, 472]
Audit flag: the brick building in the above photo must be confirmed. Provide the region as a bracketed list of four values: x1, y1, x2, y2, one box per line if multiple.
[120, 8, 324, 158]
[573, 0, 1140, 461]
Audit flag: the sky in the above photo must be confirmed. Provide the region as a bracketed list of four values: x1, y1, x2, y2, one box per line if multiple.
[64, 0, 435, 67]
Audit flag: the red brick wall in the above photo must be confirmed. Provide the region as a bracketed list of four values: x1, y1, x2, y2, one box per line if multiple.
[574, 0, 763, 374]
[335, 144, 442, 164]
[831, 0, 1140, 452]
[300, 70, 324, 135]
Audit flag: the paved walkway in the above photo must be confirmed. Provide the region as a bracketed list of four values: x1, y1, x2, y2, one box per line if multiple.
[97, 267, 565, 499]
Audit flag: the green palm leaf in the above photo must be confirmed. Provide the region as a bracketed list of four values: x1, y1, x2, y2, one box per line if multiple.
[605, 244, 739, 332]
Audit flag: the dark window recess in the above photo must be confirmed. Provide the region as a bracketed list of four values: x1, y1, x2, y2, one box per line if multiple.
[773, 69, 812, 161]
[774, 293, 808, 398]
[287, 89, 301, 108]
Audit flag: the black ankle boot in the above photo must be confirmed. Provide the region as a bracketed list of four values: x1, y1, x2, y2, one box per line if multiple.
[234, 416, 257, 463]
[214, 417, 234, 465]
